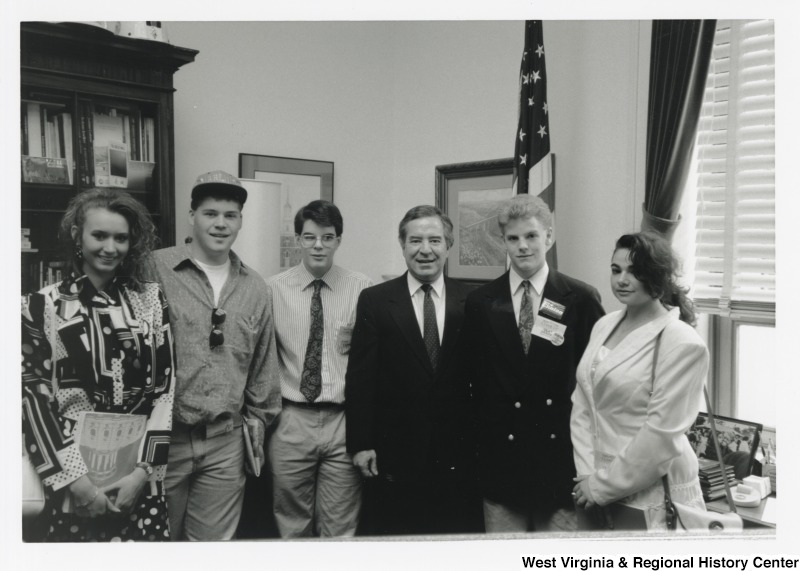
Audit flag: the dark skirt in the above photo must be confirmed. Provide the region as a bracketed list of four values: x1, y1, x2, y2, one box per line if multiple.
[26, 486, 170, 542]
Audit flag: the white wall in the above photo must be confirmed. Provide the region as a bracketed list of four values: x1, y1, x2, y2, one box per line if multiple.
[545, 20, 648, 307]
[167, 20, 647, 306]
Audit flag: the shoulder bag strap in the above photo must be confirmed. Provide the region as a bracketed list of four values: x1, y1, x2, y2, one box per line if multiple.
[704, 387, 738, 514]
[649, 331, 680, 529]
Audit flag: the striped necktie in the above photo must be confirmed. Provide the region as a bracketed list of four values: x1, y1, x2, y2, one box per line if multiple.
[519, 280, 534, 354]
[421, 284, 440, 371]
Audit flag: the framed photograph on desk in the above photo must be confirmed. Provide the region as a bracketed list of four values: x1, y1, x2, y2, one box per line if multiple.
[687, 413, 762, 479]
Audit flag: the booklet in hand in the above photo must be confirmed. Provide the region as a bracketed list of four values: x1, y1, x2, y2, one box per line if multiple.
[242, 418, 260, 477]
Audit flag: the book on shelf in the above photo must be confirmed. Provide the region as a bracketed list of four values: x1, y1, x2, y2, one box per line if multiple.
[39, 105, 48, 157]
[127, 160, 156, 191]
[26, 103, 42, 157]
[144, 117, 155, 162]
[94, 141, 128, 188]
[27, 260, 71, 291]
[21, 156, 70, 184]
[79, 100, 95, 186]
[22, 99, 156, 189]
[63, 114, 74, 184]
[21, 103, 29, 156]
[21, 102, 71, 160]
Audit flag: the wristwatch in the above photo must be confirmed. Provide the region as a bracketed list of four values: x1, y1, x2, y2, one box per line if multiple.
[135, 462, 154, 476]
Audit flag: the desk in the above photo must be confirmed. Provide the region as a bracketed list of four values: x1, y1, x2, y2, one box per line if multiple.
[706, 494, 776, 529]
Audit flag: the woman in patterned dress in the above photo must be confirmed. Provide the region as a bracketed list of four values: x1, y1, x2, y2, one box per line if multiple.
[570, 232, 709, 531]
[22, 188, 175, 541]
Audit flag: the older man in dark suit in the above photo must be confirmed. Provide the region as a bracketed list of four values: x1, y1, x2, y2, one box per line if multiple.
[464, 194, 604, 533]
[345, 205, 482, 536]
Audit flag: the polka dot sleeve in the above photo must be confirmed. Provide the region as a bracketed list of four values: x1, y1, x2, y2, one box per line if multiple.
[133, 285, 176, 472]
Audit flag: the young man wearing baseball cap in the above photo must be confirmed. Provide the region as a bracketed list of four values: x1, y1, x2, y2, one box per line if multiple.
[147, 170, 281, 540]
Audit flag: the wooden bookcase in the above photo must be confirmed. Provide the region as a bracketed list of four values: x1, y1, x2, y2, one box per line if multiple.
[20, 22, 197, 294]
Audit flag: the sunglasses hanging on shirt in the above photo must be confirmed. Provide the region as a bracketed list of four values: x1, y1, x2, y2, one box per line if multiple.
[210, 308, 226, 349]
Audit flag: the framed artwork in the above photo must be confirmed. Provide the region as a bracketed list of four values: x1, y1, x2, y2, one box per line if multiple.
[687, 412, 762, 478]
[239, 154, 333, 271]
[435, 158, 514, 285]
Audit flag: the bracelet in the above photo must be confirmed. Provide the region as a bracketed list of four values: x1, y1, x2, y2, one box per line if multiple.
[74, 487, 99, 509]
[134, 461, 154, 477]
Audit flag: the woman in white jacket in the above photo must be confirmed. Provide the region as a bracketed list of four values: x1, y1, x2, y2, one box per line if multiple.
[570, 232, 708, 530]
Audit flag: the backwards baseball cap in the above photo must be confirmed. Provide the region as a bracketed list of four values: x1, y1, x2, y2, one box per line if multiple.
[191, 170, 248, 207]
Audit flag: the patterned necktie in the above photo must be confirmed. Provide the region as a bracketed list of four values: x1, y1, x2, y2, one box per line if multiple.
[519, 280, 534, 354]
[421, 284, 440, 371]
[300, 279, 324, 402]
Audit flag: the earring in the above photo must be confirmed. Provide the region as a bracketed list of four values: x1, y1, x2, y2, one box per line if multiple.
[75, 244, 83, 260]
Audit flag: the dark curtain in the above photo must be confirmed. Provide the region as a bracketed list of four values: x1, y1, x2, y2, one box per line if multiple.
[643, 20, 716, 240]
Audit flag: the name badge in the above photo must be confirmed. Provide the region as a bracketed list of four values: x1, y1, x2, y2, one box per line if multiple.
[539, 298, 565, 320]
[532, 316, 567, 346]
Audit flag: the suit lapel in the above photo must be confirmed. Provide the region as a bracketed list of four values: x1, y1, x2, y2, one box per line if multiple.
[592, 309, 674, 390]
[439, 278, 465, 377]
[387, 274, 435, 377]
[483, 273, 529, 393]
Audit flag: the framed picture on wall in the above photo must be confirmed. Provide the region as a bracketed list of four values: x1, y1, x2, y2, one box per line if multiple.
[435, 158, 514, 285]
[239, 154, 334, 272]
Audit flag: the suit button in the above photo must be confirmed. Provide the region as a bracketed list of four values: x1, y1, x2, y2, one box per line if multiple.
[546, 399, 553, 406]
[550, 433, 556, 439]
[508, 434, 515, 441]
[514, 402, 521, 409]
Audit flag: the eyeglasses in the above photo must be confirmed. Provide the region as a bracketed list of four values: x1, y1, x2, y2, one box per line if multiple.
[299, 234, 338, 248]
[210, 308, 226, 349]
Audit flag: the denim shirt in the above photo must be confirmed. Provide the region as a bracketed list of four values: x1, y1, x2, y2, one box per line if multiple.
[146, 245, 281, 433]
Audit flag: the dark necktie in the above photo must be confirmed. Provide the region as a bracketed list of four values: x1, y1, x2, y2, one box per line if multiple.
[519, 280, 534, 354]
[421, 284, 440, 371]
[300, 279, 324, 402]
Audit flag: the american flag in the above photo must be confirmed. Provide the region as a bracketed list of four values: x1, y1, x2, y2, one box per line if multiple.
[513, 20, 557, 267]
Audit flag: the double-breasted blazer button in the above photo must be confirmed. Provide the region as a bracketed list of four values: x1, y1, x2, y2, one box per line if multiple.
[546, 399, 553, 406]
[514, 402, 521, 409]
[508, 434, 515, 441]
[550, 433, 556, 439]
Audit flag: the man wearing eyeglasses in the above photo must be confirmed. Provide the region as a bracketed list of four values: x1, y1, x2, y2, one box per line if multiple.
[265, 200, 372, 537]
[146, 170, 281, 541]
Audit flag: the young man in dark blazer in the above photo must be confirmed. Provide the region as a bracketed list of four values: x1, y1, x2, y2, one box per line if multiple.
[345, 205, 482, 535]
[464, 194, 604, 533]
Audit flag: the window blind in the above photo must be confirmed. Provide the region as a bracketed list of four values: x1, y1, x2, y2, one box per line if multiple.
[693, 19, 775, 319]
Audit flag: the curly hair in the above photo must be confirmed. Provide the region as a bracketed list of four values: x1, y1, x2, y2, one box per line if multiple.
[59, 188, 157, 291]
[614, 231, 697, 326]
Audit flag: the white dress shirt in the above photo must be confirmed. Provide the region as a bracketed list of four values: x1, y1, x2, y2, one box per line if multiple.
[407, 272, 446, 342]
[266, 263, 372, 403]
[509, 263, 549, 326]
